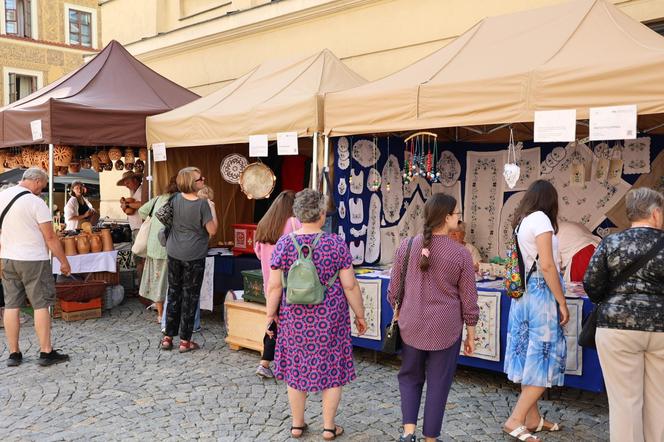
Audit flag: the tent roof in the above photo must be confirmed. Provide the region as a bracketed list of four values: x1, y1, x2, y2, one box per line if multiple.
[146, 49, 366, 148]
[0, 40, 199, 148]
[324, 0, 664, 137]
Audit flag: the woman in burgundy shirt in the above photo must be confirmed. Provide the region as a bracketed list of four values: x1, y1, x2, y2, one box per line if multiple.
[388, 193, 479, 442]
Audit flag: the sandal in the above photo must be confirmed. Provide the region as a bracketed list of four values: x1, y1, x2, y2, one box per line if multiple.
[160, 336, 173, 350]
[529, 416, 560, 433]
[504, 425, 540, 441]
[178, 340, 200, 353]
[323, 425, 344, 440]
[290, 423, 308, 438]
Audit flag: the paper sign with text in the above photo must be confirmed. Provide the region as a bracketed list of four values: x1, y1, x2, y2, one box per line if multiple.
[152, 142, 167, 162]
[249, 134, 268, 157]
[30, 120, 43, 141]
[277, 132, 298, 155]
[534, 110, 576, 142]
[589, 105, 637, 141]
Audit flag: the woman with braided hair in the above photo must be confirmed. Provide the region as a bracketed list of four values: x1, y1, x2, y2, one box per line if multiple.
[388, 193, 479, 442]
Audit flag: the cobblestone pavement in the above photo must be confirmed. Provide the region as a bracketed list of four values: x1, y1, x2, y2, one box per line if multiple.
[0, 299, 609, 441]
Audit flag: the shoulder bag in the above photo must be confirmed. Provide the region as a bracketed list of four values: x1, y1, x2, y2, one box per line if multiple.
[156, 193, 178, 247]
[382, 237, 414, 354]
[579, 235, 664, 348]
[131, 197, 159, 258]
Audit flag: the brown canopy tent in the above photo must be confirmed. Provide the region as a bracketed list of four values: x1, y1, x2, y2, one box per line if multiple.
[324, 0, 664, 140]
[0, 40, 199, 148]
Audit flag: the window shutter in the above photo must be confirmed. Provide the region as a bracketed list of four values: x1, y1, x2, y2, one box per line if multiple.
[24, 0, 32, 38]
[9, 73, 17, 103]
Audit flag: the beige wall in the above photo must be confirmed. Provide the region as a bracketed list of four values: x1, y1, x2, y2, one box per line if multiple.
[100, 0, 664, 95]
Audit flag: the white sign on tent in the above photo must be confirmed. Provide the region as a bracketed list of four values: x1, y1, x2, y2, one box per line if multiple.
[152, 143, 167, 162]
[249, 134, 268, 157]
[589, 105, 637, 141]
[534, 109, 576, 142]
[277, 132, 298, 155]
[30, 120, 43, 141]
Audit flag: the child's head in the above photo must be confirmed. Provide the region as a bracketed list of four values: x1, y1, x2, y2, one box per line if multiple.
[198, 185, 214, 201]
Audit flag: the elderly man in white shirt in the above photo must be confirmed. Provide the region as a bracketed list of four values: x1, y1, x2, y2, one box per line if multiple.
[449, 221, 482, 271]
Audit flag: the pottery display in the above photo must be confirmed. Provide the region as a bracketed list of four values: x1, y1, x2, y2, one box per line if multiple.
[54, 145, 74, 167]
[21, 147, 36, 168]
[68, 162, 81, 174]
[76, 235, 91, 254]
[100, 228, 114, 251]
[134, 159, 144, 173]
[97, 149, 110, 164]
[90, 234, 103, 253]
[124, 148, 135, 165]
[114, 159, 125, 170]
[90, 154, 101, 172]
[138, 147, 148, 161]
[63, 236, 77, 256]
[108, 147, 123, 161]
[103, 162, 113, 171]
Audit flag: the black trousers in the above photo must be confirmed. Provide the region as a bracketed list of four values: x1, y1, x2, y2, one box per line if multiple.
[165, 257, 205, 341]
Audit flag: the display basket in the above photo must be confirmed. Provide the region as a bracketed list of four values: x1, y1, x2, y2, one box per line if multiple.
[56, 275, 107, 302]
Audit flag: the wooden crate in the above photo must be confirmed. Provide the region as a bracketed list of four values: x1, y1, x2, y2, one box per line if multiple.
[60, 297, 102, 313]
[61, 308, 102, 322]
[224, 300, 265, 353]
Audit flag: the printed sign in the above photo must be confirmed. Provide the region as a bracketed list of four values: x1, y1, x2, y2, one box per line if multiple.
[151, 142, 167, 162]
[249, 134, 268, 157]
[534, 109, 576, 142]
[589, 105, 637, 141]
[277, 132, 298, 155]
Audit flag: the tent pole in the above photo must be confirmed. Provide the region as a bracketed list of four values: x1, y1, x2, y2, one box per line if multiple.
[313, 132, 319, 190]
[322, 135, 329, 195]
[48, 143, 54, 219]
[147, 147, 153, 198]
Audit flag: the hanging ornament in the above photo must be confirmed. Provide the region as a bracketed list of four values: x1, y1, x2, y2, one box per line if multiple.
[503, 127, 521, 189]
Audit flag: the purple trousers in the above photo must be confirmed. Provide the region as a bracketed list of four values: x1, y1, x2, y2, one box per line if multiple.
[398, 337, 462, 438]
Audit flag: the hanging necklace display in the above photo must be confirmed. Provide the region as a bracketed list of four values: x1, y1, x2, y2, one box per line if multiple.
[503, 127, 521, 189]
[368, 136, 381, 191]
[403, 132, 438, 184]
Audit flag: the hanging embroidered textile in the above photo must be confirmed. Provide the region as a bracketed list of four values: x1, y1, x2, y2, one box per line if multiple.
[459, 291, 500, 362]
[564, 298, 584, 376]
[350, 169, 364, 194]
[623, 137, 650, 174]
[381, 154, 404, 223]
[437, 150, 461, 186]
[349, 197, 364, 224]
[352, 139, 380, 167]
[365, 194, 381, 263]
[337, 178, 347, 196]
[507, 147, 540, 191]
[379, 225, 400, 265]
[397, 193, 425, 243]
[350, 240, 365, 265]
[338, 201, 346, 219]
[464, 151, 506, 260]
[498, 192, 526, 259]
[432, 181, 462, 215]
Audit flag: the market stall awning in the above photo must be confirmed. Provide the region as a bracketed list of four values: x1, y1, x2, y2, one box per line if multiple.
[146, 49, 366, 148]
[0, 167, 98, 185]
[324, 0, 664, 136]
[0, 40, 199, 148]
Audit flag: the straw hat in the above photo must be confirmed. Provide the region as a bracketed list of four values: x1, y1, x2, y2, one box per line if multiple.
[116, 170, 142, 186]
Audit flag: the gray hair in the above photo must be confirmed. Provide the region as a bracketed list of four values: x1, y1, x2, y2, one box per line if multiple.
[293, 189, 327, 223]
[22, 167, 48, 183]
[625, 187, 664, 222]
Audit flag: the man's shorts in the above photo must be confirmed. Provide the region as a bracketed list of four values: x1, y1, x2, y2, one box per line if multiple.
[1, 259, 55, 310]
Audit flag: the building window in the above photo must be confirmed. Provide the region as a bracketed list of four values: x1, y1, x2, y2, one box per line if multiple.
[4, 0, 32, 37]
[68, 8, 92, 47]
[8, 72, 37, 103]
[648, 20, 664, 37]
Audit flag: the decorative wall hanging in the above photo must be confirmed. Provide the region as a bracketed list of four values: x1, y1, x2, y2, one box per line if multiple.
[350, 169, 364, 194]
[220, 153, 248, 184]
[503, 129, 521, 189]
[54, 145, 74, 167]
[540, 146, 566, 175]
[623, 137, 650, 174]
[350, 240, 365, 265]
[403, 131, 440, 183]
[404, 175, 431, 200]
[382, 154, 403, 223]
[591, 143, 610, 183]
[350, 278, 381, 340]
[97, 149, 110, 165]
[459, 291, 500, 362]
[239, 162, 276, 200]
[338, 136, 349, 153]
[21, 147, 36, 168]
[350, 225, 367, 237]
[337, 178, 347, 196]
[139, 147, 148, 162]
[338, 138, 350, 170]
[367, 168, 381, 191]
[542, 142, 630, 230]
[564, 298, 584, 376]
[607, 145, 624, 185]
[124, 148, 136, 168]
[498, 192, 526, 259]
[114, 159, 125, 170]
[338, 154, 350, 170]
[352, 139, 380, 167]
[437, 150, 461, 186]
[508, 147, 540, 191]
[337, 226, 346, 241]
[365, 193, 381, 264]
[379, 225, 400, 265]
[338, 201, 346, 219]
[90, 153, 101, 172]
[432, 181, 462, 216]
[349, 197, 364, 224]
[397, 192, 425, 243]
[109, 147, 122, 161]
[464, 151, 506, 260]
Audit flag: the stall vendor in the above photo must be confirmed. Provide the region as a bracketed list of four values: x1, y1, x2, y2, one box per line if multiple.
[64, 180, 96, 230]
[116, 171, 144, 239]
[557, 221, 601, 282]
[449, 221, 481, 271]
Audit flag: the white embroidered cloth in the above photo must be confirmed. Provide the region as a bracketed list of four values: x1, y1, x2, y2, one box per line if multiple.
[199, 256, 215, 311]
[53, 250, 118, 275]
[623, 137, 651, 174]
[351, 278, 382, 340]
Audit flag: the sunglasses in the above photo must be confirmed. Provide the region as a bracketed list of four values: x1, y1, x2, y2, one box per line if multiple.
[195, 176, 205, 182]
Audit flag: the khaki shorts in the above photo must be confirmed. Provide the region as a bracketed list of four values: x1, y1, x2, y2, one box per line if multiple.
[1, 259, 56, 309]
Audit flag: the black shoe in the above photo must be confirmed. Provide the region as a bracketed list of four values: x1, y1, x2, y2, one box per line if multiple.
[6, 352, 22, 367]
[37, 349, 69, 366]
[398, 434, 416, 442]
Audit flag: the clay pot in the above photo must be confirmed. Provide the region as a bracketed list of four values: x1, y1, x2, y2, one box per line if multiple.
[100, 228, 114, 251]
[80, 158, 92, 169]
[103, 162, 113, 171]
[134, 159, 144, 173]
[68, 162, 81, 174]
[90, 234, 103, 253]
[114, 159, 124, 171]
[139, 147, 148, 161]
[124, 148, 135, 164]
[6, 154, 21, 169]
[56, 166, 68, 176]
[35, 150, 49, 171]
[63, 236, 77, 256]
[21, 147, 36, 168]
[97, 149, 110, 165]
[76, 235, 91, 254]
[109, 147, 123, 161]
[54, 145, 74, 167]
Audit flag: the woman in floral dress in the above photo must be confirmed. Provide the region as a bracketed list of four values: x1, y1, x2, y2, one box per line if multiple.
[266, 189, 367, 440]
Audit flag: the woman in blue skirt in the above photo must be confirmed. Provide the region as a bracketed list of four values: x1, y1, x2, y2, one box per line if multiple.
[503, 180, 569, 442]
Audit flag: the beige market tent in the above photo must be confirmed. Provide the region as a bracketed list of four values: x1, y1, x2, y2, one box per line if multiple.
[146, 49, 366, 148]
[324, 0, 664, 137]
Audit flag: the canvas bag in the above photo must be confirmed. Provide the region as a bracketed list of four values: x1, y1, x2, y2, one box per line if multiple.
[131, 197, 158, 257]
[283, 233, 338, 305]
[504, 222, 538, 299]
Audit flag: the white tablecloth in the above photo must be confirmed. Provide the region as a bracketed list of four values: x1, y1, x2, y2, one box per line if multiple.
[53, 251, 118, 275]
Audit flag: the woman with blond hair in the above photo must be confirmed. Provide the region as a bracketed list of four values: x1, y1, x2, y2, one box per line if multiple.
[584, 187, 664, 442]
[389, 193, 478, 442]
[160, 167, 217, 353]
[253, 190, 300, 378]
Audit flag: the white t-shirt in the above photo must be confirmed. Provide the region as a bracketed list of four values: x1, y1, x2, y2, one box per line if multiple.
[516, 211, 560, 272]
[0, 185, 52, 261]
[127, 184, 143, 231]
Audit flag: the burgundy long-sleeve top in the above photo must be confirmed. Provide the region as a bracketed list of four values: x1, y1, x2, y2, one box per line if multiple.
[388, 234, 479, 351]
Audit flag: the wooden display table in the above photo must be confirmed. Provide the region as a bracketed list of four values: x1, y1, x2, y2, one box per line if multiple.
[224, 299, 265, 353]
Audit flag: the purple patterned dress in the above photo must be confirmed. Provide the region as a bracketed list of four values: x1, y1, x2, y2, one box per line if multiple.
[270, 233, 355, 392]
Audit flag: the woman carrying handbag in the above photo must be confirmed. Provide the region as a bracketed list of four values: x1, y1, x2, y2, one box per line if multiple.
[387, 194, 479, 442]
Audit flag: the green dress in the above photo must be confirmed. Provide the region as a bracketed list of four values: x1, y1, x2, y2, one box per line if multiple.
[138, 194, 170, 303]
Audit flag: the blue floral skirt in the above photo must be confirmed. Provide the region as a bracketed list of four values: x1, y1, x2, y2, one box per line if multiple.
[504, 276, 566, 388]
